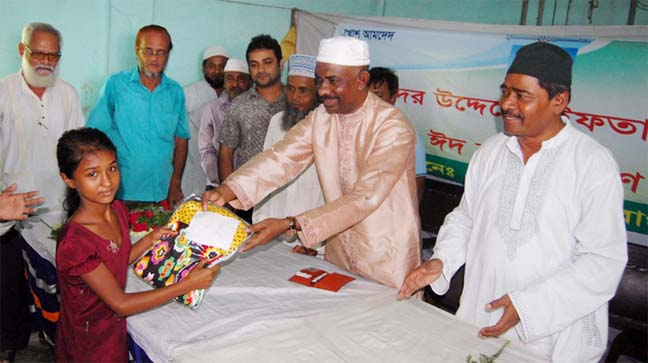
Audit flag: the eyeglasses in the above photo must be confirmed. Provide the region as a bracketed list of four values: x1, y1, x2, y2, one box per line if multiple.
[138, 47, 169, 58]
[23, 44, 61, 61]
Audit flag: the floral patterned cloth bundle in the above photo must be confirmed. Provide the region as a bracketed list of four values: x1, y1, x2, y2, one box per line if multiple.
[133, 198, 249, 309]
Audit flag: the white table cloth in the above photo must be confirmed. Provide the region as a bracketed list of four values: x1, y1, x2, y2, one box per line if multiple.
[126, 243, 545, 363]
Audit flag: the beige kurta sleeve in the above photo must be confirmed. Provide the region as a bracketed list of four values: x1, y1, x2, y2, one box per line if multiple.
[297, 110, 416, 248]
[223, 112, 316, 210]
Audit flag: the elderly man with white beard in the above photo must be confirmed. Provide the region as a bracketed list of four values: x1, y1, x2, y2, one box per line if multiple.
[252, 54, 324, 256]
[0, 22, 84, 360]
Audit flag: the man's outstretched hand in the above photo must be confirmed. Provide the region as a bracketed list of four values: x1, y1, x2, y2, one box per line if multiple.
[201, 184, 236, 210]
[479, 294, 520, 338]
[397, 258, 443, 300]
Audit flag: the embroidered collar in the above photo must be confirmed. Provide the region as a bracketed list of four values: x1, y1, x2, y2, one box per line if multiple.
[338, 92, 370, 124]
[505, 115, 573, 159]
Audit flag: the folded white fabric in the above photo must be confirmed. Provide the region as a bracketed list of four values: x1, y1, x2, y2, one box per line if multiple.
[184, 210, 239, 249]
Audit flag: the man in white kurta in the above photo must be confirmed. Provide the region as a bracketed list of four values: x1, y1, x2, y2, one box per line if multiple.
[203, 37, 421, 289]
[0, 22, 84, 353]
[182, 45, 229, 195]
[0, 25, 85, 260]
[252, 55, 324, 254]
[398, 42, 626, 362]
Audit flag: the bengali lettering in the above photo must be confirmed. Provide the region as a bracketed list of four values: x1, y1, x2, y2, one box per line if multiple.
[428, 129, 466, 155]
[430, 90, 645, 140]
[621, 172, 645, 194]
[361, 30, 395, 41]
[565, 108, 647, 142]
[433, 89, 501, 117]
[397, 88, 426, 106]
[624, 208, 648, 229]
[342, 29, 395, 41]
[342, 29, 361, 38]
[607, 117, 648, 141]
[429, 161, 456, 178]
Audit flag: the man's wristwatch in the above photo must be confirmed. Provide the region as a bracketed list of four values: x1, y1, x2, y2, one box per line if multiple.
[286, 216, 298, 237]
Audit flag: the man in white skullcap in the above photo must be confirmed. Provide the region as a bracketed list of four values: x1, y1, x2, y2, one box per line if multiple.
[182, 45, 229, 195]
[198, 59, 251, 188]
[253, 54, 324, 257]
[203, 37, 421, 288]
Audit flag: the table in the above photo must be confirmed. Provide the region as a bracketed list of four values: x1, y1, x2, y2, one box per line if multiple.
[126, 243, 545, 363]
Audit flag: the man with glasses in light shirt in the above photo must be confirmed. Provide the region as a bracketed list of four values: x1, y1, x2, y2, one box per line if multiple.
[0, 22, 84, 360]
[88, 24, 190, 206]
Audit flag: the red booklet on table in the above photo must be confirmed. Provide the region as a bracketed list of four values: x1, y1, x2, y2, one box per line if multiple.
[289, 267, 354, 292]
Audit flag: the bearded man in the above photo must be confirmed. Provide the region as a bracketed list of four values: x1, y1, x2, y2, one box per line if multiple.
[88, 24, 190, 205]
[252, 54, 324, 255]
[0, 22, 84, 359]
[182, 45, 229, 195]
[203, 37, 420, 288]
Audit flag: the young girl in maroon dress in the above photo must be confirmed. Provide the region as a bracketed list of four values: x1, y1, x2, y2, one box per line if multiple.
[54, 128, 219, 362]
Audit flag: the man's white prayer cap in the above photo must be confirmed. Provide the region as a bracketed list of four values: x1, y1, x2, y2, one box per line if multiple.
[316, 36, 370, 66]
[224, 58, 249, 74]
[203, 45, 229, 61]
[288, 54, 316, 78]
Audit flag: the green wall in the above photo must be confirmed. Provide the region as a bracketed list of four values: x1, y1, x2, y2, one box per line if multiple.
[1, 0, 645, 114]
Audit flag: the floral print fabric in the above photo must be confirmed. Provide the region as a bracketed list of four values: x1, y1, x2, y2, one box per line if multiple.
[133, 199, 249, 309]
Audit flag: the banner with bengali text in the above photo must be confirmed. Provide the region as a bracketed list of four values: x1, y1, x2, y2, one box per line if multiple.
[295, 10, 648, 245]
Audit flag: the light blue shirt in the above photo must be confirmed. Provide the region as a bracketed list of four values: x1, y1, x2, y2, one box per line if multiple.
[415, 132, 427, 176]
[88, 68, 190, 202]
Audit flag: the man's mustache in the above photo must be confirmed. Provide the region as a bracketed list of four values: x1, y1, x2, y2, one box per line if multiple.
[34, 65, 55, 72]
[502, 109, 523, 119]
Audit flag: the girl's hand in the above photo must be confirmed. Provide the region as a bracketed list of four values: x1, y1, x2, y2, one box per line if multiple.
[146, 226, 176, 244]
[183, 259, 220, 290]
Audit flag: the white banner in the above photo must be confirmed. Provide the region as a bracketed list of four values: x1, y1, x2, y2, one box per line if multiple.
[295, 10, 648, 245]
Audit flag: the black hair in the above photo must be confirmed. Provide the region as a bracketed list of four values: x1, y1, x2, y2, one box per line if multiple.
[537, 78, 571, 102]
[136, 24, 173, 51]
[246, 34, 282, 63]
[368, 67, 399, 96]
[56, 127, 117, 218]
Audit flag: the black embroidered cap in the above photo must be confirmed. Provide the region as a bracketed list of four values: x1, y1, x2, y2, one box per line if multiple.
[507, 42, 573, 88]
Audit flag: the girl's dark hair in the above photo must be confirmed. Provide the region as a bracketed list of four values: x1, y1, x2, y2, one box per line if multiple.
[56, 127, 116, 218]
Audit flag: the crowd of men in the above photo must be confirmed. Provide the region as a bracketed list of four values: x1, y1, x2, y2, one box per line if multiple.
[0, 20, 627, 363]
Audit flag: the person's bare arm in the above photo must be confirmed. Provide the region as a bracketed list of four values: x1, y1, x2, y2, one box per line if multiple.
[81, 259, 219, 317]
[218, 144, 235, 183]
[167, 137, 188, 206]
